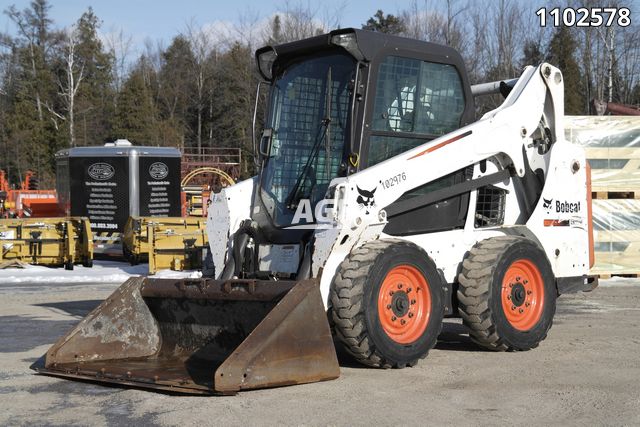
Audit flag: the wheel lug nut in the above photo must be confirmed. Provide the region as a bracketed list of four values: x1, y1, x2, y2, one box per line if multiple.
[509, 283, 513, 288]
[524, 280, 528, 284]
[507, 295, 511, 300]
[527, 290, 532, 295]
[407, 287, 412, 292]
[511, 306, 516, 310]
[400, 319, 406, 325]
[398, 284, 403, 289]
[389, 291, 394, 296]
[519, 308, 524, 313]
[525, 302, 530, 307]
[516, 276, 521, 281]
[392, 316, 396, 321]
[408, 312, 414, 318]
[386, 304, 391, 309]
[411, 299, 416, 304]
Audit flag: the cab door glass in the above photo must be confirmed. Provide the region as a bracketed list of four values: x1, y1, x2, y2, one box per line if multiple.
[370, 56, 465, 166]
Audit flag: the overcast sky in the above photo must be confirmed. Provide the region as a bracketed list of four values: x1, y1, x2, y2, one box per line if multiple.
[1, 0, 405, 50]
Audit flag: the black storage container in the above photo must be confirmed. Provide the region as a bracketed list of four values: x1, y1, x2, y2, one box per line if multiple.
[56, 140, 182, 254]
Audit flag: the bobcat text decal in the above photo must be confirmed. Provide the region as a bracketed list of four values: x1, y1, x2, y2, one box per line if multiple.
[544, 198, 581, 213]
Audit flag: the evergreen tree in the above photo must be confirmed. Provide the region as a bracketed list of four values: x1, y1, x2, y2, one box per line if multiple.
[520, 40, 544, 69]
[158, 35, 195, 145]
[73, 8, 114, 146]
[267, 15, 284, 45]
[212, 42, 257, 176]
[547, 27, 585, 115]
[160, 36, 193, 119]
[112, 62, 157, 145]
[362, 10, 406, 34]
[630, 83, 640, 107]
[4, 0, 61, 185]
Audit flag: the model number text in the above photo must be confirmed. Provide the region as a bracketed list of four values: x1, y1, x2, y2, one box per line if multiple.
[381, 172, 407, 190]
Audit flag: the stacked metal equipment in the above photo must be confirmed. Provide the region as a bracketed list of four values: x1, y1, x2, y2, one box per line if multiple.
[122, 216, 208, 274]
[0, 217, 93, 269]
[565, 116, 640, 277]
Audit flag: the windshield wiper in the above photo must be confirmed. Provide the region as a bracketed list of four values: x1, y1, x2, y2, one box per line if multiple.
[286, 68, 333, 210]
[324, 68, 332, 181]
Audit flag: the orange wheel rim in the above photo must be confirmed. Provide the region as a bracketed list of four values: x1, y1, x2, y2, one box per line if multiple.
[501, 259, 545, 331]
[377, 265, 431, 344]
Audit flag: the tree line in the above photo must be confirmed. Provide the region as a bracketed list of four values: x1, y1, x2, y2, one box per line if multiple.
[0, 0, 638, 187]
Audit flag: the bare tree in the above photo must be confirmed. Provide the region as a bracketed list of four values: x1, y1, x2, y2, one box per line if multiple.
[104, 27, 132, 100]
[616, 25, 640, 104]
[465, 7, 490, 83]
[55, 26, 84, 147]
[564, 0, 640, 108]
[402, 0, 467, 52]
[4, 3, 50, 122]
[231, 8, 262, 49]
[184, 21, 216, 153]
[261, 0, 345, 45]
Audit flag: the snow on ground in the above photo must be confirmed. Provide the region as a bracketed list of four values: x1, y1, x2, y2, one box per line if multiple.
[0, 260, 201, 283]
[597, 277, 640, 287]
[0, 260, 632, 287]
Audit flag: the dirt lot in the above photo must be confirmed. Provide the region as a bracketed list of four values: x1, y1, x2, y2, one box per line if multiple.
[1, 278, 639, 426]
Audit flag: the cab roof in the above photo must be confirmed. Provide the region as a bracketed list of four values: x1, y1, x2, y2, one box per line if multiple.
[256, 28, 464, 80]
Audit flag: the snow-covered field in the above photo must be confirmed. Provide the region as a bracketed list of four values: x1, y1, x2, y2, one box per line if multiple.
[0, 260, 201, 284]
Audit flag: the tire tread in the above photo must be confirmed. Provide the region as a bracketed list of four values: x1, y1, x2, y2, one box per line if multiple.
[457, 236, 553, 351]
[330, 239, 442, 368]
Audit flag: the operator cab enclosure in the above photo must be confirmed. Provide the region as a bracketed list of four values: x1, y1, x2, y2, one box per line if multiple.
[251, 29, 476, 256]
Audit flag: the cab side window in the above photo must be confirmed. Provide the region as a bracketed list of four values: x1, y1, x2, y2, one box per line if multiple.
[369, 56, 465, 166]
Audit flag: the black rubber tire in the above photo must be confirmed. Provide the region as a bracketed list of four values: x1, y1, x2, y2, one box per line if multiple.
[82, 257, 93, 268]
[64, 260, 74, 271]
[330, 239, 444, 368]
[122, 245, 138, 266]
[457, 236, 556, 351]
[201, 248, 215, 278]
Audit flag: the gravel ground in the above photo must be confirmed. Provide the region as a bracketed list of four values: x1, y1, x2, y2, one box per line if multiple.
[0, 277, 639, 426]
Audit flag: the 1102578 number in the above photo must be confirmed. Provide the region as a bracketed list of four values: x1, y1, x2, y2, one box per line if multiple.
[536, 7, 630, 27]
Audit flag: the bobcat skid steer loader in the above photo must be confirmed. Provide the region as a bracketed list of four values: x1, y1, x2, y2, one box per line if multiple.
[34, 29, 596, 394]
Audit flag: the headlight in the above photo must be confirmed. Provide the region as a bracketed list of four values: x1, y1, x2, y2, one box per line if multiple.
[330, 31, 364, 61]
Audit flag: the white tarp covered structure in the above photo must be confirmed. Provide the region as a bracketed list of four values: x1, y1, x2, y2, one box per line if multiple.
[566, 116, 640, 275]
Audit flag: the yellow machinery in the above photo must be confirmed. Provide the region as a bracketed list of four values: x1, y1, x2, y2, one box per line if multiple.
[0, 217, 93, 269]
[123, 216, 208, 274]
[180, 167, 235, 217]
[182, 186, 210, 217]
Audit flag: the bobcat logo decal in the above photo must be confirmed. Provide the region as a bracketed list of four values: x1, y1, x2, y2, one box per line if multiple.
[543, 198, 553, 209]
[356, 186, 377, 214]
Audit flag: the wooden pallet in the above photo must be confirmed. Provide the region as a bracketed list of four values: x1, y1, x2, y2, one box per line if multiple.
[592, 191, 640, 200]
[591, 199, 640, 277]
[565, 117, 640, 194]
[594, 273, 639, 279]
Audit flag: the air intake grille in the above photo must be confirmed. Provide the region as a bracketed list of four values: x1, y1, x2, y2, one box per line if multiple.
[475, 186, 506, 228]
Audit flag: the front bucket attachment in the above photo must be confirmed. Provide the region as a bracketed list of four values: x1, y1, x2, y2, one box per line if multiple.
[32, 277, 340, 394]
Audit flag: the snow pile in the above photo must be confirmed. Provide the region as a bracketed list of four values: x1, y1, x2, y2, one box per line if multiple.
[598, 277, 640, 287]
[0, 260, 201, 284]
